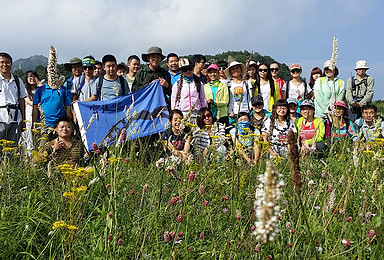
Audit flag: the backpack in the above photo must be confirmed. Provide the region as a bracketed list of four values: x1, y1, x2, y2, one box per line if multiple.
[13, 74, 21, 99]
[285, 80, 308, 99]
[97, 75, 126, 99]
[350, 76, 368, 101]
[75, 75, 86, 97]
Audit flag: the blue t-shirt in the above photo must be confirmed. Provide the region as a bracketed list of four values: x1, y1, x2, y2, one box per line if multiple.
[91, 76, 129, 101]
[169, 70, 181, 86]
[33, 83, 72, 126]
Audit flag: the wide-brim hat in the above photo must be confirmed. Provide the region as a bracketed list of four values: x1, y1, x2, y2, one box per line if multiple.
[300, 99, 315, 109]
[224, 61, 246, 79]
[64, 57, 82, 71]
[354, 60, 369, 70]
[142, 46, 166, 62]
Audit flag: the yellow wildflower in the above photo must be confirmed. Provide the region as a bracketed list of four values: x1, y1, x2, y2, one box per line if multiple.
[67, 225, 78, 230]
[363, 150, 374, 155]
[0, 139, 15, 145]
[76, 186, 87, 192]
[2, 147, 16, 152]
[185, 122, 197, 128]
[52, 221, 68, 230]
[34, 122, 43, 127]
[38, 137, 47, 141]
[63, 192, 75, 199]
[31, 129, 40, 134]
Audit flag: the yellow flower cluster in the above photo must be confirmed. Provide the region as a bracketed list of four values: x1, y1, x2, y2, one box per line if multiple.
[52, 221, 78, 231]
[107, 157, 122, 164]
[0, 139, 15, 146]
[32, 148, 48, 163]
[58, 164, 94, 181]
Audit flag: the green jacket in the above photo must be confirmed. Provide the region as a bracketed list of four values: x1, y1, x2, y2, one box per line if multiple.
[314, 76, 345, 118]
[203, 82, 229, 119]
[295, 117, 325, 145]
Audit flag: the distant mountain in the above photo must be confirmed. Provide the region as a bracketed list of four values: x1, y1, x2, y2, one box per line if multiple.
[11, 55, 48, 72]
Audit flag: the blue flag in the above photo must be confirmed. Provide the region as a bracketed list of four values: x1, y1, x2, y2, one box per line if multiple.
[74, 81, 169, 150]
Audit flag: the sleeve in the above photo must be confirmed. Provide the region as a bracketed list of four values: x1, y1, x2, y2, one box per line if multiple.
[32, 87, 41, 105]
[199, 83, 208, 108]
[71, 77, 79, 94]
[314, 119, 325, 143]
[91, 78, 100, 97]
[336, 79, 346, 101]
[314, 78, 328, 113]
[261, 118, 271, 134]
[122, 78, 129, 95]
[171, 81, 178, 110]
[163, 71, 172, 96]
[281, 82, 287, 92]
[360, 77, 375, 105]
[345, 77, 354, 105]
[18, 78, 28, 99]
[215, 83, 229, 108]
[64, 87, 72, 106]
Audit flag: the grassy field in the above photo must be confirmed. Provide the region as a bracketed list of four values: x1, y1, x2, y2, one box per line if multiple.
[0, 131, 383, 259]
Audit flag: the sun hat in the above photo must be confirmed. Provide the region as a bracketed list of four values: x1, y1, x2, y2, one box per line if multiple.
[64, 57, 82, 71]
[224, 61, 246, 79]
[334, 100, 348, 110]
[354, 60, 369, 70]
[206, 64, 219, 72]
[251, 95, 264, 106]
[178, 58, 193, 69]
[287, 97, 298, 106]
[290, 64, 302, 71]
[141, 46, 166, 62]
[300, 99, 315, 109]
[323, 60, 335, 70]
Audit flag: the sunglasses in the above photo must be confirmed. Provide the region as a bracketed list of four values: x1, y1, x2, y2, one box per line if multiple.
[219, 66, 227, 70]
[259, 69, 268, 73]
[203, 113, 212, 119]
[181, 67, 193, 72]
[270, 68, 279, 72]
[83, 66, 94, 71]
[290, 69, 301, 73]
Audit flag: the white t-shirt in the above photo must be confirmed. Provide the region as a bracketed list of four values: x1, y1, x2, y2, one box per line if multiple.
[281, 81, 312, 100]
[260, 82, 271, 111]
[0, 74, 27, 122]
[228, 80, 252, 114]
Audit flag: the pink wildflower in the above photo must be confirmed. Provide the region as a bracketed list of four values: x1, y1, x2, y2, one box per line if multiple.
[188, 171, 195, 181]
[178, 232, 184, 237]
[163, 231, 171, 243]
[124, 158, 129, 163]
[169, 231, 176, 239]
[117, 238, 123, 246]
[198, 185, 205, 195]
[290, 229, 296, 234]
[108, 213, 113, 218]
[169, 196, 179, 205]
[254, 244, 261, 252]
[203, 201, 208, 207]
[108, 233, 113, 241]
[120, 128, 127, 141]
[367, 230, 375, 239]
[342, 239, 350, 247]
[177, 215, 183, 223]
[285, 222, 291, 229]
[346, 216, 352, 222]
[223, 196, 228, 201]
[105, 160, 110, 165]
[250, 226, 256, 232]
[200, 232, 204, 239]
[129, 190, 134, 195]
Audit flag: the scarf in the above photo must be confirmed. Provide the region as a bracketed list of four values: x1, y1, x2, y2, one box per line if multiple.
[183, 75, 194, 83]
[209, 80, 220, 88]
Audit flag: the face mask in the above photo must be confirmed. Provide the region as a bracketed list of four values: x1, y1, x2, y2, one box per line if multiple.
[237, 120, 251, 135]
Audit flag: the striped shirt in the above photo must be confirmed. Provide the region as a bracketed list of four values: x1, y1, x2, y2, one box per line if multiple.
[193, 122, 226, 152]
[43, 137, 84, 166]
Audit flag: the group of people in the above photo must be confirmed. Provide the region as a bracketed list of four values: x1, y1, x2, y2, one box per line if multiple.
[0, 47, 380, 167]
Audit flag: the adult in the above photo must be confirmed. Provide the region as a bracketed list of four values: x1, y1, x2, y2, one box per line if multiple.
[71, 56, 97, 102]
[225, 61, 252, 125]
[314, 60, 345, 118]
[260, 99, 297, 158]
[247, 61, 258, 85]
[116, 63, 127, 77]
[270, 61, 285, 99]
[22, 70, 41, 150]
[217, 60, 229, 84]
[64, 57, 82, 92]
[132, 46, 171, 103]
[38, 117, 84, 166]
[282, 64, 313, 101]
[353, 104, 384, 142]
[171, 58, 207, 123]
[252, 62, 279, 112]
[309, 67, 322, 89]
[295, 100, 325, 155]
[167, 53, 180, 86]
[161, 109, 191, 161]
[203, 64, 229, 121]
[192, 54, 207, 85]
[324, 100, 358, 143]
[193, 107, 226, 160]
[88, 54, 129, 101]
[0, 52, 27, 145]
[125, 55, 140, 92]
[249, 95, 271, 135]
[287, 97, 301, 123]
[33, 68, 72, 128]
[346, 60, 375, 122]
[93, 60, 103, 78]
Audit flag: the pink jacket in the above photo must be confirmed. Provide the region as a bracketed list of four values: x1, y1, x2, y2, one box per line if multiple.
[171, 80, 207, 112]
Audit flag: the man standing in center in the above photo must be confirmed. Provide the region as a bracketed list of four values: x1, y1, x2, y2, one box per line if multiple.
[132, 46, 171, 104]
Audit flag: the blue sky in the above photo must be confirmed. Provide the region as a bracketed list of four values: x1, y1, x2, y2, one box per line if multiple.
[2, 0, 383, 99]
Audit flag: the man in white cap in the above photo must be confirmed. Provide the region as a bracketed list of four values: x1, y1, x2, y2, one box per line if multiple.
[346, 60, 375, 121]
